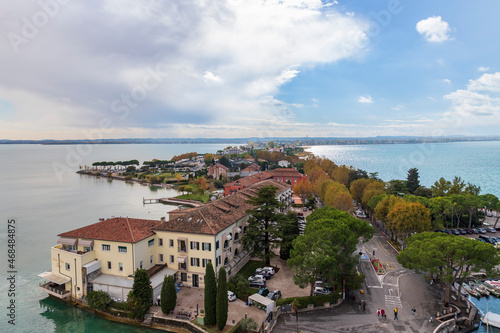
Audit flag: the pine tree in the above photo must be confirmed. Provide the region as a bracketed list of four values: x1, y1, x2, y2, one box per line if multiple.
[204, 262, 217, 325]
[407, 168, 420, 194]
[216, 267, 228, 330]
[161, 275, 176, 314]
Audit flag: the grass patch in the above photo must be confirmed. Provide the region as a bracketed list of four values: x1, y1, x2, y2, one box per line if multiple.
[276, 294, 337, 309]
[175, 193, 211, 203]
[236, 260, 263, 279]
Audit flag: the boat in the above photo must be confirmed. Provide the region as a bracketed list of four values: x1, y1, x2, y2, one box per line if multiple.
[477, 280, 500, 297]
[470, 281, 490, 296]
[462, 282, 481, 298]
[454, 282, 468, 296]
[482, 311, 500, 329]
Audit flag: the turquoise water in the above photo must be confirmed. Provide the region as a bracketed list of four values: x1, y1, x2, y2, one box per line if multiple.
[0, 141, 499, 332]
[307, 141, 500, 197]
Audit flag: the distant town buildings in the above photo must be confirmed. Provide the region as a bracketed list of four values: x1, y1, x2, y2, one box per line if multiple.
[208, 163, 229, 180]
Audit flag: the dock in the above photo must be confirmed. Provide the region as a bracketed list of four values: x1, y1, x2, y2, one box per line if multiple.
[143, 197, 204, 208]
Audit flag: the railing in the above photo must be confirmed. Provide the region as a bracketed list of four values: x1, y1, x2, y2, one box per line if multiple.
[39, 282, 71, 299]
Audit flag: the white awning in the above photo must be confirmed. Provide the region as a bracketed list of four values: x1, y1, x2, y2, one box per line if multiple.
[226, 234, 232, 240]
[83, 260, 101, 274]
[38, 271, 71, 285]
[236, 227, 242, 233]
[57, 237, 77, 246]
[79, 239, 94, 247]
[177, 256, 187, 263]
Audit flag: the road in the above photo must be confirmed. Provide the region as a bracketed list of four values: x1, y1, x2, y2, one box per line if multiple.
[273, 218, 444, 333]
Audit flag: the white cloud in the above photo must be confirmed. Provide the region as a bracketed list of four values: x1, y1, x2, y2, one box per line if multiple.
[443, 79, 451, 84]
[358, 95, 373, 104]
[478, 66, 490, 72]
[416, 16, 452, 43]
[202, 71, 223, 83]
[392, 105, 404, 111]
[0, 0, 370, 139]
[444, 72, 500, 119]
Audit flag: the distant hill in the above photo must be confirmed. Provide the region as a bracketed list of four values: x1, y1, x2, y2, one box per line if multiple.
[1, 136, 499, 146]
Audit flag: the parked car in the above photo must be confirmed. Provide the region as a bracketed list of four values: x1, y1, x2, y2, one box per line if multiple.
[470, 228, 479, 234]
[261, 267, 276, 275]
[248, 274, 266, 282]
[451, 229, 460, 235]
[258, 288, 269, 297]
[459, 229, 467, 235]
[303, 207, 308, 211]
[249, 280, 266, 288]
[487, 227, 497, 233]
[313, 287, 331, 296]
[266, 290, 282, 301]
[254, 269, 272, 279]
[297, 212, 303, 217]
[478, 228, 487, 234]
[228, 291, 237, 302]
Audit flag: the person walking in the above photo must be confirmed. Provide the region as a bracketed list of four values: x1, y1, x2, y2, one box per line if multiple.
[381, 309, 385, 318]
[394, 307, 399, 320]
[377, 308, 381, 317]
[362, 300, 366, 312]
[358, 301, 362, 311]
[412, 306, 416, 315]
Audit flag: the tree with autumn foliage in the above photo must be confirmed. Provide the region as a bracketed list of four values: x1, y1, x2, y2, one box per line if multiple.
[361, 181, 385, 207]
[293, 178, 312, 204]
[386, 201, 431, 247]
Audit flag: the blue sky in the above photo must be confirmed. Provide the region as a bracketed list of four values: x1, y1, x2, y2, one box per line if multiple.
[1, 0, 500, 139]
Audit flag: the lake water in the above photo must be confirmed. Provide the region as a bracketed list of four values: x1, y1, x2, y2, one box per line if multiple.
[0, 141, 499, 332]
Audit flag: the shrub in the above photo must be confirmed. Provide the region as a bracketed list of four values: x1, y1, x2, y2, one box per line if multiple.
[276, 294, 336, 309]
[86, 291, 112, 311]
[227, 275, 250, 301]
[128, 269, 152, 320]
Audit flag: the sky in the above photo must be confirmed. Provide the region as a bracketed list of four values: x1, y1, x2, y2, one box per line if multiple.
[1, 0, 500, 140]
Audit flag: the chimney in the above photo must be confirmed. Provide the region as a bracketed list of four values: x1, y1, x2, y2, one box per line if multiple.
[99, 218, 105, 222]
[160, 217, 166, 222]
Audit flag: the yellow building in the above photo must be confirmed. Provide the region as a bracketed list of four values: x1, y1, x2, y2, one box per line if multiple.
[39, 179, 292, 301]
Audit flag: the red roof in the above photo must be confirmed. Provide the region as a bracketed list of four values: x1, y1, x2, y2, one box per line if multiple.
[269, 168, 304, 177]
[225, 171, 273, 188]
[58, 217, 161, 243]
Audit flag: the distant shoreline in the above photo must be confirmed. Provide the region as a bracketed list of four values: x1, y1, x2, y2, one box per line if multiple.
[1, 136, 499, 146]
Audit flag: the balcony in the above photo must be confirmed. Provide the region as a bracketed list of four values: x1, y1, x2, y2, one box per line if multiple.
[39, 281, 71, 299]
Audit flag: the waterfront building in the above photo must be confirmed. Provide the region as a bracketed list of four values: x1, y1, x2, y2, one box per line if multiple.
[39, 179, 292, 302]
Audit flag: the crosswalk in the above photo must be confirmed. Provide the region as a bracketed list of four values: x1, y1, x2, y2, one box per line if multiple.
[385, 295, 402, 308]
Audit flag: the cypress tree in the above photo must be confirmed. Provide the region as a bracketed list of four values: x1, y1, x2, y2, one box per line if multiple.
[204, 262, 217, 325]
[216, 267, 228, 330]
[161, 275, 176, 314]
[128, 269, 152, 319]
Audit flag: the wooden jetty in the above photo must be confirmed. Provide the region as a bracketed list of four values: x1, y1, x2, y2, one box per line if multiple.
[143, 197, 204, 208]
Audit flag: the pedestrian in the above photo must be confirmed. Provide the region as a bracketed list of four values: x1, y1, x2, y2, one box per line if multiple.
[454, 312, 457, 320]
[358, 301, 362, 311]
[381, 309, 385, 318]
[429, 316, 433, 323]
[377, 308, 381, 317]
[362, 300, 366, 312]
[394, 307, 398, 320]
[412, 306, 416, 315]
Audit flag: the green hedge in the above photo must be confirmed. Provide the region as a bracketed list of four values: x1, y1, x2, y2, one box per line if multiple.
[276, 294, 336, 309]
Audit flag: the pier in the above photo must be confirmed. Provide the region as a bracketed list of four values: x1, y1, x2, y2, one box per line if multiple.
[143, 197, 204, 208]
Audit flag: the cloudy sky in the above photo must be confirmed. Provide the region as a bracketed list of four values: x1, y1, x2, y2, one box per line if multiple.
[1, 0, 500, 140]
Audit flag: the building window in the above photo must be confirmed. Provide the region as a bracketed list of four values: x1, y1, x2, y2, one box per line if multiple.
[140, 261, 143, 269]
[148, 239, 154, 247]
[65, 263, 70, 271]
[202, 242, 211, 251]
[102, 244, 110, 252]
[63, 244, 77, 251]
[190, 257, 200, 267]
[202, 259, 212, 267]
[234, 233, 239, 240]
[118, 246, 127, 253]
[181, 273, 187, 282]
[107, 261, 112, 270]
[159, 254, 164, 263]
[170, 255, 174, 264]
[119, 263, 123, 271]
[216, 241, 219, 250]
[169, 239, 174, 247]
[150, 255, 153, 264]
[224, 240, 229, 248]
[218, 255, 221, 266]
[190, 241, 200, 250]
[159, 238, 163, 246]
[83, 246, 93, 252]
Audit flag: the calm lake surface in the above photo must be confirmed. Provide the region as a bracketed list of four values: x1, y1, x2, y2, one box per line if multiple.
[0, 141, 499, 332]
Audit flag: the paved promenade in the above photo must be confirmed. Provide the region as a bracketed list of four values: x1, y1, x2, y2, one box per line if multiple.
[273, 224, 444, 333]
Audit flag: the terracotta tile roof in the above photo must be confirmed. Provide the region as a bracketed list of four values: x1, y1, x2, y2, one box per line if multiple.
[58, 217, 161, 243]
[212, 163, 229, 171]
[155, 179, 290, 235]
[268, 168, 304, 177]
[225, 171, 273, 188]
[241, 163, 261, 172]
